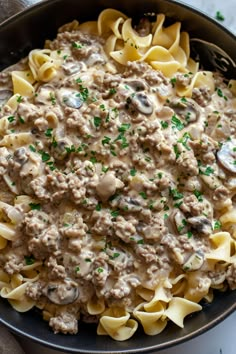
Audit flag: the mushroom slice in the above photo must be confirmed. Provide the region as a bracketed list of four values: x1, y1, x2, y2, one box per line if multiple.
[86, 53, 105, 67]
[35, 85, 55, 105]
[217, 139, 236, 173]
[183, 250, 205, 271]
[129, 92, 153, 115]
[96, 172, 124, 201]
[124, 80, 148, 92]
[169, 98, 200, 123]
[172, 210, 188, 235]
[62, 61, 84, 75]
[187, 216, 212, 235]
[44, 279, 79, 305]
[57, 88, 83, 109]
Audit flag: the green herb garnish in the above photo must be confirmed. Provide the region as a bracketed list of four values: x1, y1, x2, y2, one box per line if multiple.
[29, 203, 41, 210]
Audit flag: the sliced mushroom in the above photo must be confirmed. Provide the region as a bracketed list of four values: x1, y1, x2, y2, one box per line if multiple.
[169, 98, 200, 123]
[34, 85, 55, 105]
[86, 53, 105, 67]
[0, 89, 12, 105]
[217, 139, 236, 173]
[62, 61, 83, 75]
[128, 92, 153, 115]
[13, 147, 28, 165]
[172, 210, 188, 234]
[44, 279, 79, 305]
[187, 216, 212, 235]
[96, 172, 124, 201]
[183, 250, 205, 271]
[124, 80, 148, 92]
[117, 196, 142, 212]
[57, 88, 83, 109]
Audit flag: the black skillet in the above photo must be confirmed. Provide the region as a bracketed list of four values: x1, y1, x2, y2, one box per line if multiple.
[0, 0, 236, 353]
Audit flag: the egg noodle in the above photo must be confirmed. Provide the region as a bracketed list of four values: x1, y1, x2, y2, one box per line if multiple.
[0, 8, 236, 341]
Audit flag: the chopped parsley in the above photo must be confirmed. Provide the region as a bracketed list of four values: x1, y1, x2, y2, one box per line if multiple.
[90, 156, 97, 164]
[170, 77, 177, 86]
[215, 11, 225, 21]
[216, 87, 227, 100]
[102, 136, 111, 146]
[118, 123, 131, 132]
[65, 145, 76, 154]
[102, 165, 109, 173]
[171, 115, 184, 131]
[112, 252, 120, 259]
[75, 266, 80, 272]
[29, 145, 36, 152]
[137, 239, 144, 245]
[109, 88, 117, 95]
[193, 189, 203, 202]
[130, 168, 137, 176]
[139, 191, 147, 199]
[161, 120, 169, 129]
[19, 116, 25, 124]
[24, 255, 35, 265]
[169, 188, 184, 200]
[16, 95, 23, 103]
[110, 210, 119, 218]
[7, 116, 15, 123]
[178, 132, 191, 150]
[95, 203, 102, 211]
[173, 144, 181, 159]
[49, 92, 56, 105]
[40, 151, 51, 162]
[97, 267, 104, 273]
[187, 231, 193, 238]
[177, 219, 187, 232]
[199, 166, 214, 176]
[29, 203, 41, 210]
[214, 220, 222, 230]
[72, 41, 83, 49]
[45, 128, 53, 137]
[93, 116, 102, 128]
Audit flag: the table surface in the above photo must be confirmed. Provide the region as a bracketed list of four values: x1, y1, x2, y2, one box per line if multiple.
[0, 0, 236, 353]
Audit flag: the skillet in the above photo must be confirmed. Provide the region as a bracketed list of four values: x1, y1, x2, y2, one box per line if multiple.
[0, 0, 236, 352]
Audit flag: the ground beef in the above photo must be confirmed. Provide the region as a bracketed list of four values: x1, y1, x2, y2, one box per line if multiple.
[226, 263, 236, 290]
[49, 312, 78, 334]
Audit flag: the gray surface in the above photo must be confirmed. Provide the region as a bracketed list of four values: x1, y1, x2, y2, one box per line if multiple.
[0, 325, 25, 354]
[0, 0, 235, 354]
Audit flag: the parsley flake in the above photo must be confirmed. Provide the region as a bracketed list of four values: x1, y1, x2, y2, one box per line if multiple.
[215, 11, 225, 21]
[130, 168, 137, 176]
[29, 203, 41, 210]
[24, 255, 35, 265]
[94, 116, 102, 128]
[171, 115, 184, 131]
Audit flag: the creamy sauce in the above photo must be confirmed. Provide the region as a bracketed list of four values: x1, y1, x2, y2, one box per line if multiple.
[0, 24, 236, 336]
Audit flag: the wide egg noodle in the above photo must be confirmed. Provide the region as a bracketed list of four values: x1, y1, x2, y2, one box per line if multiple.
[11, 70, 35, 98]
[133, 302, 167, 336]
[164, 297, 202, 328]
[28, 49, 62, 82]
[205, 232, 232, 263]
[97, 308, 138, 341]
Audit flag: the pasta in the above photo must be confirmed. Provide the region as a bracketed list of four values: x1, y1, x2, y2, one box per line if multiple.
[0, 7, 236, 342]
